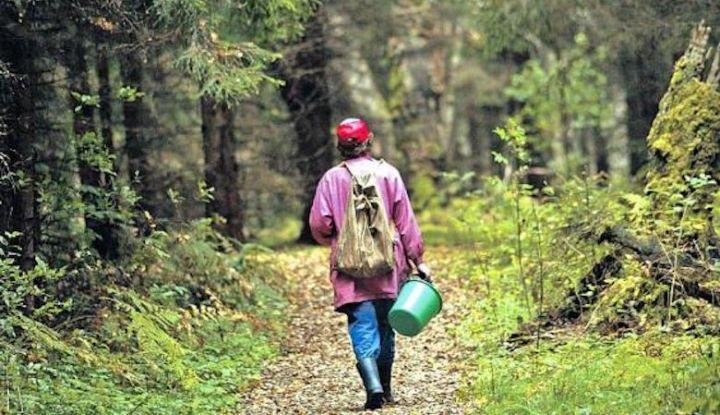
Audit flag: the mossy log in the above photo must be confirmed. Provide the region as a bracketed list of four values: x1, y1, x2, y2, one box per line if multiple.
[598, 226, 719, 304]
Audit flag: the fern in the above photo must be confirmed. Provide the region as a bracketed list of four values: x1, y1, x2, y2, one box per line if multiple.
[128, 311, 199, 390]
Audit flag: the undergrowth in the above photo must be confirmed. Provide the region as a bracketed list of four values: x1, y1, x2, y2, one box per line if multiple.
[0, 219, 288, 414]
[417, 161, 720, 413]
[464, 332, 720, 414]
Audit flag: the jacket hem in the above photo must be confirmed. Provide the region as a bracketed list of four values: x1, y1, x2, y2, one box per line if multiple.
[334, 292, 397, 312]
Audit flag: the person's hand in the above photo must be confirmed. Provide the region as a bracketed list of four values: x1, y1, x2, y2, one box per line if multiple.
[416, 263, 433, 283]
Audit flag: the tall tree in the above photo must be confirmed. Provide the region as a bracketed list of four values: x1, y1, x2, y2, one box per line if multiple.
[468, 104, 505, 178]
[96, 43, 114, 158]
[618, 38, 668, 176]
[279, 9, 334, 244]
[154, 0, 314, 239]
[0, 59, 16, 236]
[65, 33, 122, 258]
[201, 98, 245, 240]
[351, 0, 410, 167]
[120, 52, 154, 213]
[0, 9, 46, 272]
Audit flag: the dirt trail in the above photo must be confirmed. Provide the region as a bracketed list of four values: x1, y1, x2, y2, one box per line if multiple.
[238, 247, 471, 414]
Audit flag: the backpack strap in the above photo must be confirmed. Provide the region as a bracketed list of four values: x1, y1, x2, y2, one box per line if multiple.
[341, 158, 383, 178]
[341, 161, 356, 178]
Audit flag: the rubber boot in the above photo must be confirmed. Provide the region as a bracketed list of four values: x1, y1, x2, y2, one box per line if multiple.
[378, 361, 395, 404]
[356, 358, 384, 410]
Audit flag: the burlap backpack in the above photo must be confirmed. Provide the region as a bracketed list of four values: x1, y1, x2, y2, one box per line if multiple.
[335, 160, 395, 278]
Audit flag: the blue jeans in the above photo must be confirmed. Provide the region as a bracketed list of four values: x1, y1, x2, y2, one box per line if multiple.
[343, 299, 395, 365]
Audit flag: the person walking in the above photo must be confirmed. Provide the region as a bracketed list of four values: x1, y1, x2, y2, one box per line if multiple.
[309, 117, 431, 410]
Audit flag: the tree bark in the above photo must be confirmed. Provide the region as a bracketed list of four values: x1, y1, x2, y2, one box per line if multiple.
[279, 9, 334, 244]
[119, 52, 153, 212]
[96, 43, 114, 161]
[66, 39, 100, 187]
[592, 127, 610, 175]
[0, 63, 15, 235]
[619, 40, 667, 176]
[468, 105, 504, 178]
[0, 22, 42, 272]
[201, 97, 245, 241]
[65, 37, 120, 259]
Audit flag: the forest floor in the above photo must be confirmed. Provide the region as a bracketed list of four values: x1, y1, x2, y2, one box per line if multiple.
[237, 247, 472, 414]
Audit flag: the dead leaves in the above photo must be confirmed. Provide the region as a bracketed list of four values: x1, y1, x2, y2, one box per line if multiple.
[236, 247, 471, 414]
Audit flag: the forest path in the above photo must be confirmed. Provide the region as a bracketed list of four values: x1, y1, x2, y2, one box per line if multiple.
[238, 246, 472, 414]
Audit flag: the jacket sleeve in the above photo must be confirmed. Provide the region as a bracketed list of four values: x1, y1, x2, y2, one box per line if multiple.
[392, 171, 425, 265]
[309, 174, 335, 246]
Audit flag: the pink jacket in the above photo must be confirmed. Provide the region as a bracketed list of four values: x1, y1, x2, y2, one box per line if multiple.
[309, 154, 425, 310]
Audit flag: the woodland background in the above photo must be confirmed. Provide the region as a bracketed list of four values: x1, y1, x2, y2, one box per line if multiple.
[1, 1, 720, 414]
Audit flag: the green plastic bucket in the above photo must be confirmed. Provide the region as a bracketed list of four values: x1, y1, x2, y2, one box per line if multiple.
[389, 277, 443, 337]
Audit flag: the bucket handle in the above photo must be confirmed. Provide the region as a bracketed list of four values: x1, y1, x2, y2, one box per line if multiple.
[407, 258, 431, 282]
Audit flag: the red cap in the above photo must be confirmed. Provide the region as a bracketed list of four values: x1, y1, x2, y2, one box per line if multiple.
[336, 118, 371, 144]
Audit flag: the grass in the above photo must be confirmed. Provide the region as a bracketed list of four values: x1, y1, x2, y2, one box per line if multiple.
[465, 333, 720, 414]
[414, 179, 720, 415]
[433, 240, 720, 414]
[254, 215, 303, 248]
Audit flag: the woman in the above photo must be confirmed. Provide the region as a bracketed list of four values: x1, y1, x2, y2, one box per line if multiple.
[309, 117, 431, 410]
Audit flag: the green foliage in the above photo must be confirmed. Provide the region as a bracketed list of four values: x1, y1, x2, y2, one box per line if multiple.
[505, 33, 615, 172]
[421, 175, 625, 315]
[174, 41, 282, 103]
[422, 180, 720, 412]
[465, 333, 720, 414]
[1, 222, 286, 414]
[36, 124, 136, 262]
[116, 85, 145, 102]
[0, 253, 69, 337]
[418, 181, 720, 413]
[469, 0, 582, 57]
[74, 131, 115, 175]
[70, 91, 100, 113]
[1, 310, 277, 414]
[494, 117, 530, 165]
[154, 0, 316, 104]
[254, 214, 303, 247]
[131, 218, 268, 306]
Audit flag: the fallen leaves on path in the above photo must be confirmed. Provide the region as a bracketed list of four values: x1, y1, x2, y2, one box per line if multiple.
[237, 247, 472, 414]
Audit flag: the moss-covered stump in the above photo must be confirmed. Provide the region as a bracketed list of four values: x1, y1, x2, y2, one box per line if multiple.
[538, 23, 720, 334]
[645, 22, 720, 246]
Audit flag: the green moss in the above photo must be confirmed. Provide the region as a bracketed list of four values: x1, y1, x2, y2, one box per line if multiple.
[647, 79, 720, 170]
[645, 75, 720, 242]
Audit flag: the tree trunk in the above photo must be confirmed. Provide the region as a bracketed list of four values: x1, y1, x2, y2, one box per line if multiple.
[119, 52, 153, 212]
[201, 96, 245, 241]
[96, 43, 114, 161]
[619, 39, 668, 176]
[592, 127, 610, 175]
[279, 9, 334, 244]
[0, 23, 42, 272]
[0, 63, 15, 235]
[436, 21, 463, 171]
[468, 105, 504, 179]
[467, 112, 484, 177]
[356, 6, 408, 169]
[66, 39, 100, 187]
[65, 37, 120, 259]
[644, 22, 720, 248]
